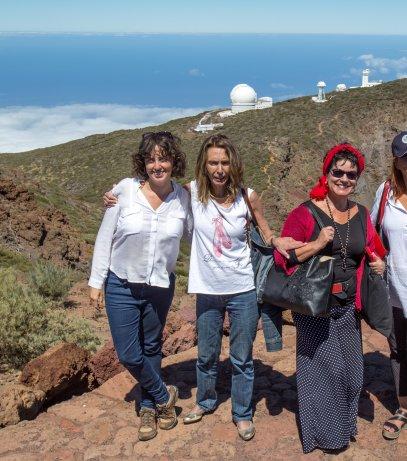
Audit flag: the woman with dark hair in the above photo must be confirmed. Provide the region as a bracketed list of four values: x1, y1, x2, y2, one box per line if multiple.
[371, 132, 407, 440]
[182, 134, 303, 440]
[89, 131, 192, 441]
[274, 143, 385, 453]
[104, 133, 303, 440]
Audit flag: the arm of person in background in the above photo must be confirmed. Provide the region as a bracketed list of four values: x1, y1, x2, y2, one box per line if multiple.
[365, 205, 386, 276]
[248, 190, 305, 258]
[370, 182, 385, 226]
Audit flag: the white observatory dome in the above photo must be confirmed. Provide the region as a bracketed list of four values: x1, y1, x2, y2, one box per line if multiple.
[317, 81, 326, 88]
[230, 84, 257, 104]
[336, 83, 347, 92]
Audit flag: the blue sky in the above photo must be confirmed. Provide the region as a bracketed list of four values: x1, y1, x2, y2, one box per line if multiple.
[1, 0, 406, 35]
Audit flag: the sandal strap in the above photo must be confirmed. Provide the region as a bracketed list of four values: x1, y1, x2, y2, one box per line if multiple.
[396, 408, 407, 419]
[388, 414, 407, 424]
[384, 421, 402, 433]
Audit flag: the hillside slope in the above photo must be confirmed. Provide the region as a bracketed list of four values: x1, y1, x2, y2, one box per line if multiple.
[1, 79, 407, 231]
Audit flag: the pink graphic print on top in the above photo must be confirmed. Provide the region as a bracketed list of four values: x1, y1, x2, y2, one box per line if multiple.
[212, 216, 232, 257]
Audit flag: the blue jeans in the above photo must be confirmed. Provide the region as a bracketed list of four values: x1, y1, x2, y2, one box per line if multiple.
[104, 271, 175, 409]
[196, 289, 258, 422]
[260, 304, 282, 352]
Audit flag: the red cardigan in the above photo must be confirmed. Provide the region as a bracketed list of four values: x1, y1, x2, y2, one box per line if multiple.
[274, 203, 376, 311]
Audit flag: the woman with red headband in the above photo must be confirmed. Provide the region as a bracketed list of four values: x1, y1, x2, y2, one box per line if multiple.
[274, 143, 385, 454]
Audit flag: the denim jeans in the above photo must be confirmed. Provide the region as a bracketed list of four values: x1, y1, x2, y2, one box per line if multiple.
[104, 271, 175, 409]
[260, 304, 283, 352]
[196, 289, 258, 422]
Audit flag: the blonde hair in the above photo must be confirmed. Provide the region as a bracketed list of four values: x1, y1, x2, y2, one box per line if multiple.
[391, 157, 407, 200]
[195, 134, 244, 204]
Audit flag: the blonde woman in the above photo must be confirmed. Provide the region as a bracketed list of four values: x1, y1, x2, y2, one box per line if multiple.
[182, 134, 302, 440]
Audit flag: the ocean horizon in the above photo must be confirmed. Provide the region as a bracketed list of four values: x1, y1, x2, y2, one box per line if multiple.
[0, 33, 406, 152]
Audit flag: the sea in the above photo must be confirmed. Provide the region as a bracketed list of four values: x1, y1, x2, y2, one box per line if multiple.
[0, 34, 406, 152]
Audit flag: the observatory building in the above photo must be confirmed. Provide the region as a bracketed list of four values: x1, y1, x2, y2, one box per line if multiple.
[361, 69, 382, 88]
[336, 83, 347, 92]
[218, 83, 273, 118]
[193, 112, 224, 133]
[230, 84, 257, 113]
[311, 81, 327, 103]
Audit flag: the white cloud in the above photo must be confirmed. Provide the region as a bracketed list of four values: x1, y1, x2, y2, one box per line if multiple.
[188, 68, 204, 77]
[0, 104, 206, 153]
[269, 82, 291, 89]
[357, 54, 407, 75]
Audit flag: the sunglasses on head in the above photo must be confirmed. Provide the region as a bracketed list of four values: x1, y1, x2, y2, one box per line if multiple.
[330, 168, 359, 181]
[142, 131, 174, 139]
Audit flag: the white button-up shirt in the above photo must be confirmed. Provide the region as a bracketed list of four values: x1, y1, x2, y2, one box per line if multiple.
[371, 182, 407, 315]
[89, 178, 192, 289]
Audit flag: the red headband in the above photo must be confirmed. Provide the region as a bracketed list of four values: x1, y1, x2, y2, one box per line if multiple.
[309, 143, 365, 200]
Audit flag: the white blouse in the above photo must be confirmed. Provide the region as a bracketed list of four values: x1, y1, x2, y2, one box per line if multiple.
[89, 178, 192, 289]
[188, 180, 255, 295]
[371, 182, 407, 315]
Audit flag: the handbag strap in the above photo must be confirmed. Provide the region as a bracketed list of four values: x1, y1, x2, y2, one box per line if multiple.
[241, 187, 260, 228]
[304, 201, 326, 230]
[376, 179, 391, 234]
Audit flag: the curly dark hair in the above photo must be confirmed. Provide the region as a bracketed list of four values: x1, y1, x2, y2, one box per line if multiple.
[132, 131, 186, 179]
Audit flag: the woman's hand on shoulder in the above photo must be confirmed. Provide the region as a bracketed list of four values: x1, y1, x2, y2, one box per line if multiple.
[369, 253, 386, 276]
[103, 184, 118, 208]
[271, 236, 305, 258]
[183, 182, 191, 194]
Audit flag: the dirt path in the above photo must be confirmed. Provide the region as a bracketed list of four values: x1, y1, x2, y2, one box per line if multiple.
[0, 323, 405, 460]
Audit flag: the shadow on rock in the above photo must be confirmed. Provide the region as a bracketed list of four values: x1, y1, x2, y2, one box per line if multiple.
[359, 351, 397, 422]
[123, 356, 297, 417]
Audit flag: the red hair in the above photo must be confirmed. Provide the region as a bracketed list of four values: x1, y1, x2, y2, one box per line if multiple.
[309, 143, 365, 200]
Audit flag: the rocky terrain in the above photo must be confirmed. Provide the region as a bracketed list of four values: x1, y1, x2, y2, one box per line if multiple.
[0, 322, 405, 460]
[0, 79, 407, 459]
[0, 170, 92, 270]
[1, 79, 406, 229]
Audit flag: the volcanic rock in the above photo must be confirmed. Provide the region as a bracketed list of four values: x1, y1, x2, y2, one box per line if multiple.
[0, 384, 45, 427]
[88, 340, 125, 385]
[162, 322, 197, 357]
[19, 342, 93, 403]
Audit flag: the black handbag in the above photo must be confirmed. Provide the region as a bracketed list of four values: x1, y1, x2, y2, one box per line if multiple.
[241, 189, 275, 303]
[261, 202, 334, 317]
[358, 206, 392, 338]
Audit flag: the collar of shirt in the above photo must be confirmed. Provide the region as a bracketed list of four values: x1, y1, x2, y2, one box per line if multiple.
[388, 189, 407, 214]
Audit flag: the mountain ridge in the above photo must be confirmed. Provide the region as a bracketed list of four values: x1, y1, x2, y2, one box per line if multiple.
[1, 78, 406, 234]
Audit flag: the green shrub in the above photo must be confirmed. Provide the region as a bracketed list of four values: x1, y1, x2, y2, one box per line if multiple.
[0, 268, 100, 368]
[30, 261, 77, 300]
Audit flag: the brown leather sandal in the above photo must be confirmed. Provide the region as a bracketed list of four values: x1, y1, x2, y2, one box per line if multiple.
[382, 409, 407, 440]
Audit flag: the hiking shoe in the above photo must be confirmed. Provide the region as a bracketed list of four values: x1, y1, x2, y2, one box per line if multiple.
[138, 407, 157, 441]
[156, 385, 178, 430]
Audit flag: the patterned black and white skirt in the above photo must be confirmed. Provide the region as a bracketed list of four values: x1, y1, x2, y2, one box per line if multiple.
[293, 303, 363, 453]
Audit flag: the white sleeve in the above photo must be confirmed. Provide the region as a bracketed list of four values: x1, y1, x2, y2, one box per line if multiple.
[370, 182, 385, 226]
[111, 177, 133, 197]
[88, 205, 120, 289]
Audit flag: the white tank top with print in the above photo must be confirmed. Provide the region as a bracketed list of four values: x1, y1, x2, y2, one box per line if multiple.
[188, 180, 255, 295]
